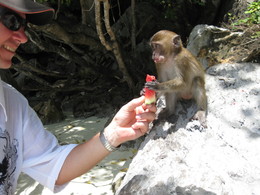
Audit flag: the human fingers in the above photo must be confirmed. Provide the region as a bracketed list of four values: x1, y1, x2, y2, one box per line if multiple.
[132, 121, 150, 135]
[136, 112, 156, 122]
[123, 96, 145, 112]
[135, 104, 144, 115]
[142, 103, 157, 113]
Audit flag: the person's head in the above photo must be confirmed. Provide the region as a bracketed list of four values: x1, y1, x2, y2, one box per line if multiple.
[0, 0, 54, 69]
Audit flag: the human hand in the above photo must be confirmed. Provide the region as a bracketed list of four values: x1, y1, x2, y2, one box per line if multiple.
[103, 96, 156, 147]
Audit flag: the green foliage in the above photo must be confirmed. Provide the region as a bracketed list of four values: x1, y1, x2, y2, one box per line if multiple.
[234, 1, 260, 25]
[251, 31, 260, 39]
[36, 0, 72, 6]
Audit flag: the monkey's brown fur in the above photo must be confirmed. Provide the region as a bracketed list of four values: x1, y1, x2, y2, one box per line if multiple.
[147, 30, 207, 127]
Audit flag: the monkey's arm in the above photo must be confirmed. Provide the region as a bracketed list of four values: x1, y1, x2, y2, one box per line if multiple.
[145, 77, 185, 92]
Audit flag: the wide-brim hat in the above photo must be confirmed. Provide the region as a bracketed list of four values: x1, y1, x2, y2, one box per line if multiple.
[0, 0, 54, 25]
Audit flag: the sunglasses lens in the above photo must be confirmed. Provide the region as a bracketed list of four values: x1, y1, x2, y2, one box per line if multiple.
[2, 13, 21, 31]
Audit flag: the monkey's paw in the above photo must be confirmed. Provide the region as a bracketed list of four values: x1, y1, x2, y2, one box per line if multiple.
[192, 110, 207, 128]
[140, 88, 145, 96]
[145, 80, 159, 90]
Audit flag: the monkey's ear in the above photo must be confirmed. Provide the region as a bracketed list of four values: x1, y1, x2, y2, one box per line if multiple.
[172, 35, 181, 48]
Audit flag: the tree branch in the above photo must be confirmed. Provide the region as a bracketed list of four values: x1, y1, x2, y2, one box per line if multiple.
[94, 0, 134, 91]
[95, 0, 112, 51]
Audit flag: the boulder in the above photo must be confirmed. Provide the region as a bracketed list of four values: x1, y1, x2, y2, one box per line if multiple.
[187, 25, 260, 68]
[115, 63, 260, 195]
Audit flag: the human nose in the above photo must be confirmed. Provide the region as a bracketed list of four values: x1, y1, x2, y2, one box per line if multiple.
[13, 28, 28, 44]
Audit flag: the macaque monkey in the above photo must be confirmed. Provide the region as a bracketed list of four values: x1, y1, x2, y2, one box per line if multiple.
[146, 30, 207, 127]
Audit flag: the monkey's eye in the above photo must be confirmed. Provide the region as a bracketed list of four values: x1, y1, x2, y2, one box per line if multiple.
[153, 43, 159, 49]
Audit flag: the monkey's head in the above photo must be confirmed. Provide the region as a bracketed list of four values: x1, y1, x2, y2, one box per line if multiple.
[150, 30, 183, 64]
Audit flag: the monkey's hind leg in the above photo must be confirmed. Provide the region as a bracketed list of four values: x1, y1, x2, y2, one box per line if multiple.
[157, 93, 179, 123]
[191, 77, 208, 128]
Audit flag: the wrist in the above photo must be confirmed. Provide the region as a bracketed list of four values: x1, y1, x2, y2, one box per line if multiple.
[99, 129, 121, 152]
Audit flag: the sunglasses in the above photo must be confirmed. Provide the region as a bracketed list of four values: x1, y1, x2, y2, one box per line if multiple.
[0, 8, 27, 31]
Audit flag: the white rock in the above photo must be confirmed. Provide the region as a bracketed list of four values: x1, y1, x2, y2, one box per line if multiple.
[115, 63, 260, 195]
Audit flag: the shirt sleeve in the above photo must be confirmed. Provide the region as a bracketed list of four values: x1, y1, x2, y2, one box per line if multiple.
[21, 105, 77, 192]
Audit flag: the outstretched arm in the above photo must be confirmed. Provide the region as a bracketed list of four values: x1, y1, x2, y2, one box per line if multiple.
[56, 96, 156, 185]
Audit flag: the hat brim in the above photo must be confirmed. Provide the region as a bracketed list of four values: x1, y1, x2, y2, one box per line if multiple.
[0, 0, 54, 25]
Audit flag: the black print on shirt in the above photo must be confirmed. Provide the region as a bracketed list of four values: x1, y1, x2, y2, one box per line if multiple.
[0, 128, 18, 195]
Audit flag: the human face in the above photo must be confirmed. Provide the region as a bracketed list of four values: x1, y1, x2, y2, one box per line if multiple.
[0, 7, 28, 69]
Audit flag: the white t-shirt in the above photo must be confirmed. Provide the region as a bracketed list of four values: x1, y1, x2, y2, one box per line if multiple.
[0, 78, 77, 195]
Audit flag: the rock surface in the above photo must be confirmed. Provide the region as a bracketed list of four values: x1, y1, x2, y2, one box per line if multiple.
[187, 25, 260, 68]
[115, 63, 260, 195]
